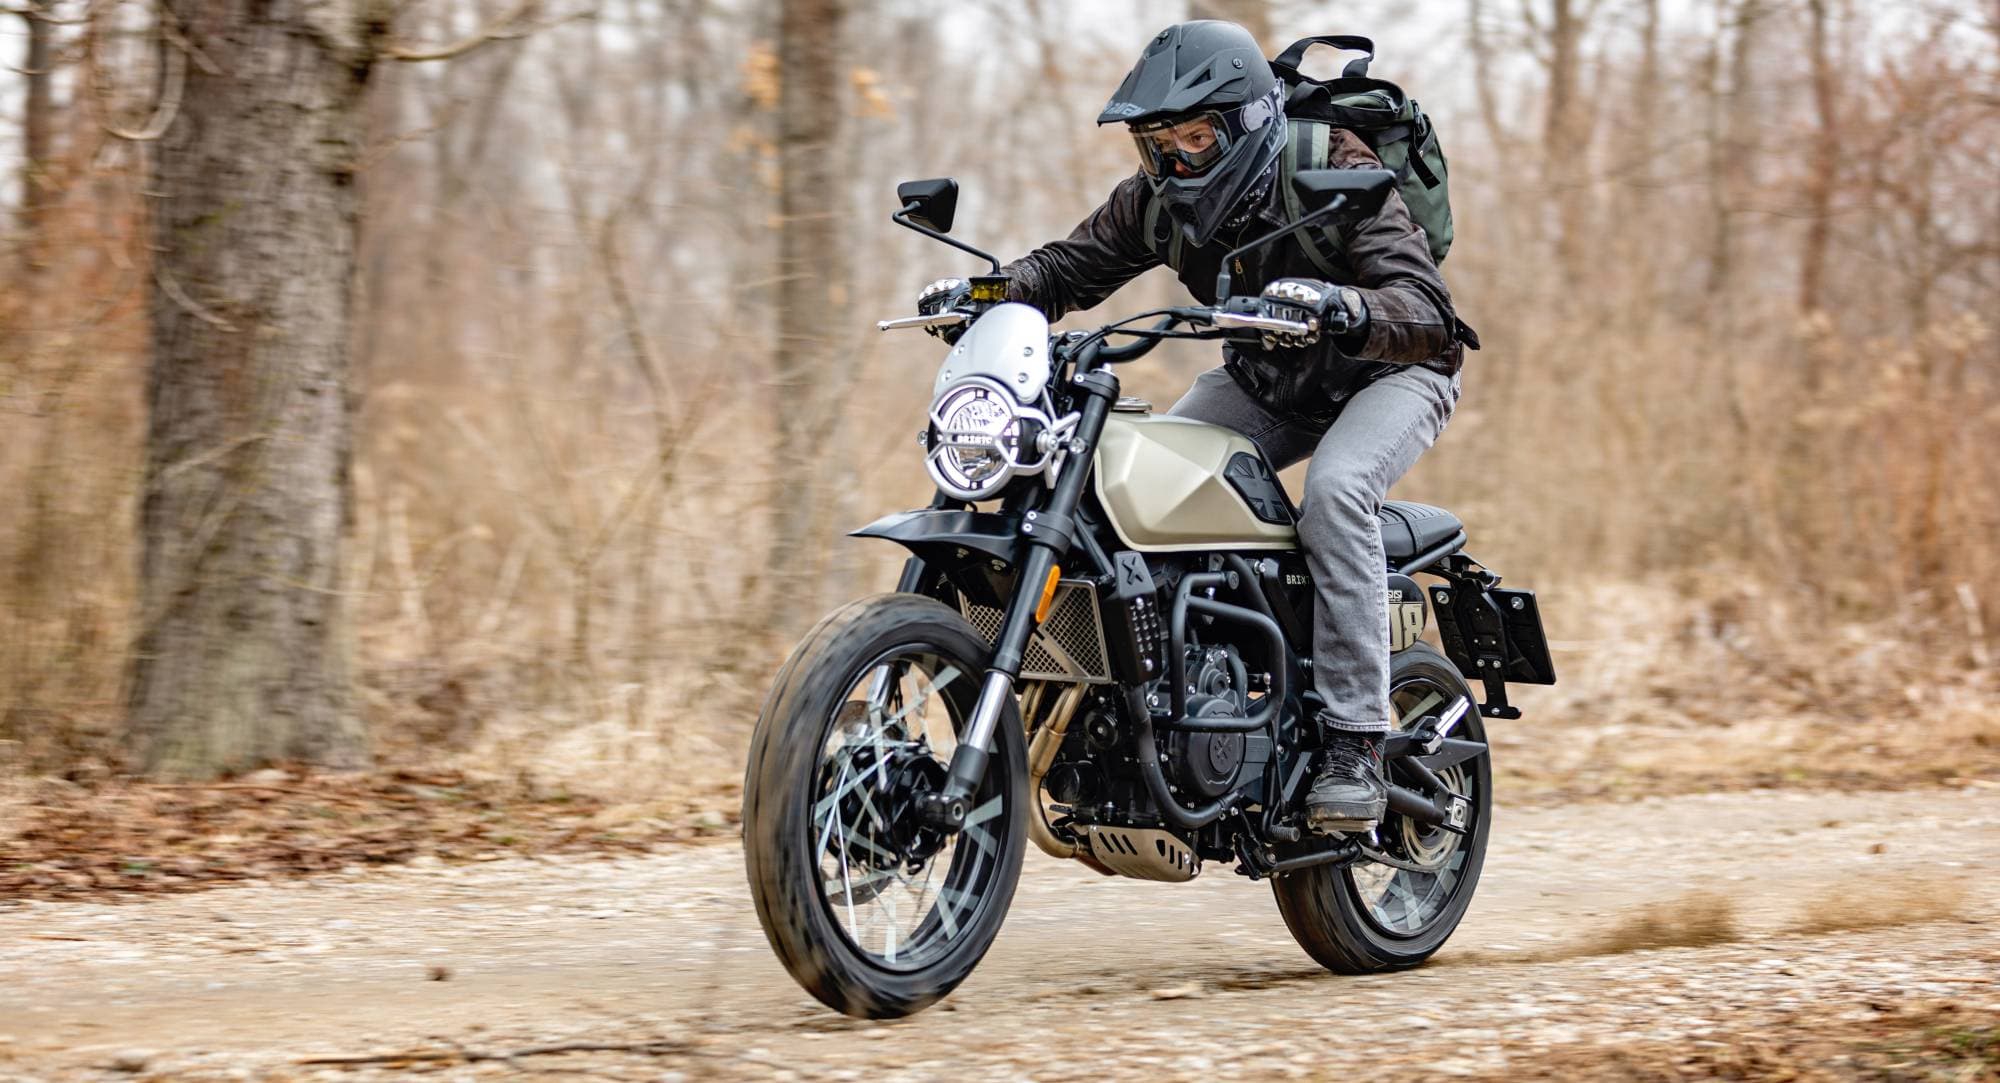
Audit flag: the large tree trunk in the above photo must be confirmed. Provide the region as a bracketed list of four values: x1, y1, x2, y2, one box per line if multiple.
[764, 0, 846, 622]
[129, 0, 372, 778]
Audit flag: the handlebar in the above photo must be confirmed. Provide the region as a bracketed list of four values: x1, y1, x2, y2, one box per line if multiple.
[1093, 316, 1179, 365]
[876, 298, 1311, 355]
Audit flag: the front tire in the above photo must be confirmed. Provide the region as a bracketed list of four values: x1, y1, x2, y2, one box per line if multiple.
[1272, 643, 1493, 973]
[743, 593, 1027, 1018]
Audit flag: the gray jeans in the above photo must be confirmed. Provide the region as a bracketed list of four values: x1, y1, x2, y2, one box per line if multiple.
[1167, 364, 1458, 734]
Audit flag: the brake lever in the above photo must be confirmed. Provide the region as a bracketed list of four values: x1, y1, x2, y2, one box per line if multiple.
[878, 311, 971, 332]
[1212, 310, 1311, 336]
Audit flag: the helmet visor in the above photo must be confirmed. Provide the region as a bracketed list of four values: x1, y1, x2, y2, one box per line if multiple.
[1130, 114, 1230, 178]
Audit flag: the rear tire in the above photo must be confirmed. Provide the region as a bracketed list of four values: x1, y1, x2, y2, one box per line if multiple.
[1272, 643, 1492, 973]
[743, 593, 1027, 1018]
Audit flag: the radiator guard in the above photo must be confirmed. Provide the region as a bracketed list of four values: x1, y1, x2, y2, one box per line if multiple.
[960, 580, 1113, 684]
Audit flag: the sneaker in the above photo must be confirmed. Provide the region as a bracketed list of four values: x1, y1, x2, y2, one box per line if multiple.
[1306, 728, 1387, 834]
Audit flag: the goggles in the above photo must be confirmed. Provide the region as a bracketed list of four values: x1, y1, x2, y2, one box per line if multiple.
[1130, 113, 1231, 178]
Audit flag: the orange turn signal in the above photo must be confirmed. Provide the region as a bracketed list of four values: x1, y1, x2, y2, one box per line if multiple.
[1034, 565, 1062, 624]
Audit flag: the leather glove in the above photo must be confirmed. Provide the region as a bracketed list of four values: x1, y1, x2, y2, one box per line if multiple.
[1256, 278, 1367, 351]
[917, 277, 972, 340]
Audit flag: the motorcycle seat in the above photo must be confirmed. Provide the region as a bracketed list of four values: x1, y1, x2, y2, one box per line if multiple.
[1377, 500, 1463, 560]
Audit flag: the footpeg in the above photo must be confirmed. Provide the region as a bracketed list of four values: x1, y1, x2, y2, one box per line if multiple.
[1408, 697, 1473, 756]
[1306, 811, 1381, 837]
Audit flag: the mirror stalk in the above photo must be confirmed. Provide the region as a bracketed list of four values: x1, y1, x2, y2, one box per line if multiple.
[1213, 193, 1348, 302]
[893, 204, 1003, 275]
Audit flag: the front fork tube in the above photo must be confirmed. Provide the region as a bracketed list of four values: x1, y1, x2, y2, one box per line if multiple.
[923, 370, 1118, 831]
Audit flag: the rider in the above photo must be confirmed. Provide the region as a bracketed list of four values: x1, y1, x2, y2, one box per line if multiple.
[919, 20, 1470, 833]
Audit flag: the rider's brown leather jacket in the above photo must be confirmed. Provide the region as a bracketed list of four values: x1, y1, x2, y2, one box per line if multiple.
[1002, 130, 1472, 415]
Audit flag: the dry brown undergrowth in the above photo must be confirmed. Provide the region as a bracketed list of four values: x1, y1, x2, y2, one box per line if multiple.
[1457, 1000, 2000, 1082]
[0, 768, 739, 903]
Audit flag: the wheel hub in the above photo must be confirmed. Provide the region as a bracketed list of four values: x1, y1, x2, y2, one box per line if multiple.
[1395, 764, 1467, 870]
[832, 742, 950, 871]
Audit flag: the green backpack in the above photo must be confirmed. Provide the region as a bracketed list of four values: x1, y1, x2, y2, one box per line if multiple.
[1143, 34, 1455, 276]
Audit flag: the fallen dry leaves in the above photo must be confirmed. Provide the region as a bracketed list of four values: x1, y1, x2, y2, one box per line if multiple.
[0, 768, 739, 902]
[1453, 999, 2000, 1082]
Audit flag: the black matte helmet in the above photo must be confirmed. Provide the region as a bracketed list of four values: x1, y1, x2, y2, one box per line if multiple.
[1099, 21, 1288, 248]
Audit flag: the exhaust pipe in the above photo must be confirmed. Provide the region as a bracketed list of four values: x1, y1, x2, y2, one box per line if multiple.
[1022, 683, 1113, 874]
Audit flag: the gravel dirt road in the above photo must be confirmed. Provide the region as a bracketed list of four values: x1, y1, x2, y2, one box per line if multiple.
[3, 786, 1997, 1080]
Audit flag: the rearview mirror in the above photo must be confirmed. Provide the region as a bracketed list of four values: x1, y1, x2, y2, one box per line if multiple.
[1291, 168, 1396, 219]
[896, 178, 959, 234]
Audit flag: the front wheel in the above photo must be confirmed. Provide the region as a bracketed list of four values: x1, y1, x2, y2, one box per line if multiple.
[1272, 642, 1493, 972]
[743, 593, 1027, 1018]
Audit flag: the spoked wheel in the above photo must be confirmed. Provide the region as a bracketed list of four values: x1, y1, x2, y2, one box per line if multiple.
[744, 594, 1027, 1018]
[1273, 643, 1492, 972]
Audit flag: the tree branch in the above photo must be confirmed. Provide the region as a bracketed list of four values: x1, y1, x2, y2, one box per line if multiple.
[384, 0, 595, 62]
[103, 41, 186, 142]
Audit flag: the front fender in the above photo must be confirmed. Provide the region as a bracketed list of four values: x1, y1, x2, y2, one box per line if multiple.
[851, 508, 1024, 573]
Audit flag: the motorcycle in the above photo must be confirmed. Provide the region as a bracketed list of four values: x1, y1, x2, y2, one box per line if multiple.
[742, 168, 1556, 1019]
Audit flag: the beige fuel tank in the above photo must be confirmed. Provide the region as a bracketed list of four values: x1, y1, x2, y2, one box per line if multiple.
[1092, 409, 1300, 552]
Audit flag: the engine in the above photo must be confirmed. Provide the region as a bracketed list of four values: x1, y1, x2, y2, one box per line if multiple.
[1039, 640, 1277, 884]
[1164, 644, 1253, 800]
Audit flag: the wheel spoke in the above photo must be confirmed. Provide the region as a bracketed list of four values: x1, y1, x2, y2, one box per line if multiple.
[813, 753, 893, 836]
[879, 892, 903, 964]
[814, 758, 853, 861]
[1388, 875, 1421, 931]
[1395, 689, 1443, 729]
[963, 795, 1003, 828]
[807, 649, 1010, 973]
[935, 884, 975, 941]
[825, 866, 898, 907]
[836, 818, 859, 934]
[872, 665, 961, 737]
[961, 821, 998, 860]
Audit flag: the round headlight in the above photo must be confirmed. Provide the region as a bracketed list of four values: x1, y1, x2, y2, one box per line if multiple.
[926, 378, 1023, 501]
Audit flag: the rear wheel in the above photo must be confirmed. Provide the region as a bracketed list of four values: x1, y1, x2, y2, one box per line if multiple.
[743, 594, 1027, 1018]
[1272, 643, 1492, 972]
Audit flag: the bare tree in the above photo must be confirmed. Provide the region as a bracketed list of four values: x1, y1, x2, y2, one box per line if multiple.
[1539, 0, 1593, 285]
[1798, 0, 1840, 315]
[17, 2, 54, 267]
[1465, 0, 1524, 157]
[129, 0, 375, 777]
[128, 0, 572, 778]
[765, 0, 848, 617]
[1703, 0, 1767, 301]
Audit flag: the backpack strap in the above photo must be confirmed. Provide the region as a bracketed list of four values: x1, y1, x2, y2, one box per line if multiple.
[1278, 119, 1342, 280]
[1271, 35, 1375, 80]
[1141, 186, 1186, 272]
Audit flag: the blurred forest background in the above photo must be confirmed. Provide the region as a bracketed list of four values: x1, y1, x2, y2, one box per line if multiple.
[1, 0, 1996, 803]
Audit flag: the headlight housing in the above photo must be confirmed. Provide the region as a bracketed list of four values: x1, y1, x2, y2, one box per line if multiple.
[923, 377, 1059, 501]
